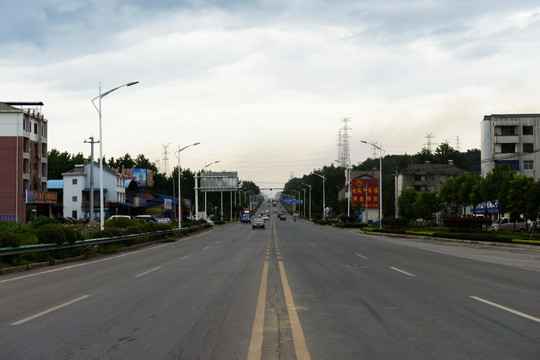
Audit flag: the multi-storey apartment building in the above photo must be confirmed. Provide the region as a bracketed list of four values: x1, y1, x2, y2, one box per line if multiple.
[481, 114, 540, 180]
[394, 162, 465, 217]
[0, 102, 55, 223]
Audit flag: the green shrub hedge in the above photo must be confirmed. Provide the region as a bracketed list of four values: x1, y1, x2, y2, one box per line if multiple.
[36, 224, 66, 245]
[0, 232, 21, 247]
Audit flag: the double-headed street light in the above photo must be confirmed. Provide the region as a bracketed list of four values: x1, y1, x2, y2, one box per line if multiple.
[92, 81, 139, 230]
[360, 140, 383, 228]
[196, 160, 219, 220]
[313, 173, 326, 220]
[175, 142, 200, 229]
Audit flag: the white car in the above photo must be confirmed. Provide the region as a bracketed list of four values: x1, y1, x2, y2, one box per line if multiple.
[262, 214, 270, 221]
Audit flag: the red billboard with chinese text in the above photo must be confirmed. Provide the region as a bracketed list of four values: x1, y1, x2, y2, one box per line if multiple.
[351, 178, 379, 209]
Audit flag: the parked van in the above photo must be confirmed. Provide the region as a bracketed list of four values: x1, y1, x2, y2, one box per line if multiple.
[491, 217, 528, 232]
[109, 215, 131, 220]
[135, 215, 157, 223]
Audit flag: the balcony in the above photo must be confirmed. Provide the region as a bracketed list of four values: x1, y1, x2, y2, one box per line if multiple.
[494, 135, 519, 144]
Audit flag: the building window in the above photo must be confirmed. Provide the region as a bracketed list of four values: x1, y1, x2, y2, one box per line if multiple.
[406, 175, 412, 181]
[414, 174, 422, 181]
[34, 143, 38, 154]
[34, 123, 37, 134]
[495, 160, 519, 170]
[72, 179, 78, 185]
[501, 143, 515, 153]
[498, 126, 516, 136]
[72, 211, 77, 218]
[428, 175, 434, 181]
[523, 126, 533, 135]
[523, 143, 534, 153]
[72, 196, 78, 202]
[524, 160, 534, 170]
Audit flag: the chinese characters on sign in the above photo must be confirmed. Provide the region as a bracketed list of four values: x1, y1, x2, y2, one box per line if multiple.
[25, 190, 58, 204]
[351, 178, 379, 209]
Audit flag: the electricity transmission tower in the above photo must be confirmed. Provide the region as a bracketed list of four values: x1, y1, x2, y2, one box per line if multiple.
[338, 118, 351, 166]
[161, 143, 170, 175]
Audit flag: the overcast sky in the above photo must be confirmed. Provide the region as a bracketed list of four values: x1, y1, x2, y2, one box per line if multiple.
[2, 1, 540, 195]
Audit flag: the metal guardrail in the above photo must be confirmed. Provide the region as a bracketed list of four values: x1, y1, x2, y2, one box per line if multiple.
[0, 224, 211, 258]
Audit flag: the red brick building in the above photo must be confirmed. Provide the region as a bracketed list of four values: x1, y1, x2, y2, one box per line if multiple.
[0, 102, 55, 223]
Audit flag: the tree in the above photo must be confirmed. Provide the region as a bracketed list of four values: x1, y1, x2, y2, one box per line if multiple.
[483, 164, 515, 215]
[398, 188, 418, 220]
[47, 149, 87, 179]
[524, 181, 540, 220]
[438, 177, 458, 214]
[507, 176, 534, 222]
[413, 192, 441, 221]
[107, 153, 135, 170]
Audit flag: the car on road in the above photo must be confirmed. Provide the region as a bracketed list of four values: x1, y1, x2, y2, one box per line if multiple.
[135, 215, 157, 223]
[278, 213, 286, 221]
[252, 218, 265, 229]
[491, 217, 528, 232]
[262, 214, 270, 221]
[109, 215, 131, 220]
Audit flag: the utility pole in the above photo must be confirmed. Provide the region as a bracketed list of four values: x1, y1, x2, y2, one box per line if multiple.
[84, 136, 99, 221]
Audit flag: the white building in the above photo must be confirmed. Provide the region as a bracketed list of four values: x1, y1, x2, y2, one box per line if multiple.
[481, 114, 540, 180]
[62, 162, 125, 221]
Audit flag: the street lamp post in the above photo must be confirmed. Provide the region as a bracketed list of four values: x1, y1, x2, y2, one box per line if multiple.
[298, 188, 306, 217]
[302, 183, 312, 219]
[196, 160, 219, 220]
[361, 140, 383, 228]
[313, 173, 326, 220]
[175, 142, 200, 229]
[201, 161, 220, 218]
[91, 81, 139, 230]
[343, 164, 352, 217]
[293, 190, 301, 215]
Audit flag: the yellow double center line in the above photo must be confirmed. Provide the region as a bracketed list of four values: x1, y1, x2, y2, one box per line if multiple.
[247, 219, 311, 360]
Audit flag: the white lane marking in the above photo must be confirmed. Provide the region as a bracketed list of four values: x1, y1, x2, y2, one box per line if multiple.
[0, 251, 135, 285]
[135, 266, 162, 278]
[355, 253, 369, 259]
[202, 246, 210, 251]
[180, 254, 192, 260]
[390, 266, 416, 277]
[471, 296, 540, 323]
[216, 240, 222, 244]
[11, 295, 91, 325]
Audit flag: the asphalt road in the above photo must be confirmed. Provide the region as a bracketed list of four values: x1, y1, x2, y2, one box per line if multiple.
[1, 204, 539, 359]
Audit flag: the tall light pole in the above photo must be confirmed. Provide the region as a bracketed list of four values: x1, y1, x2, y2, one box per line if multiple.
[297, 187, 306, 217]
[196, 160, 219, 220]
[91, 81, 139, 230]
[200, 161, 219, 218]
[361, 140, 383, 228]
[302, 183, 312, 219]
[313, 173, 326, 220]
[343, 163, 352, 217]
[293, 190, 301, 215]
[175, 142, 200, 229]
